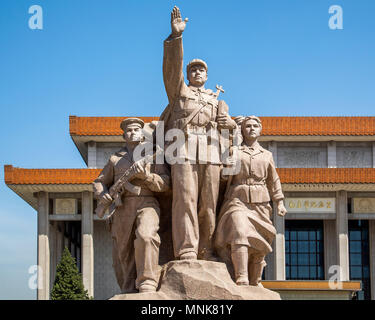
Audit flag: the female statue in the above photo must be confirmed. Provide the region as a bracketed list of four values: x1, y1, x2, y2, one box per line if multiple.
[215, 116, 287, 286]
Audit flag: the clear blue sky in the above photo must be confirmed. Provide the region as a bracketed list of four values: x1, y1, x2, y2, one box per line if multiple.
[0, 0, 374, 299]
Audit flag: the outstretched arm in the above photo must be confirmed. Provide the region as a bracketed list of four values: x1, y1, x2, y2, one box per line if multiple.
[163, 6, 188, 104]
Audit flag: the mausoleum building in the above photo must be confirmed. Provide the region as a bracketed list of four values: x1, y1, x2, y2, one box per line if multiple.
[5, 116, 375, 300]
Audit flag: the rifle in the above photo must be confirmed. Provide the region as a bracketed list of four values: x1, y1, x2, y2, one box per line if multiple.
[95, 147, 162, 218]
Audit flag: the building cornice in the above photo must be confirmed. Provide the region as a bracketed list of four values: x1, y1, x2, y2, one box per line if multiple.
[6, 166, 375, 185]
[5, 166, 375, 210]
[4, 165, 100, 185]
[70, 115, 375, 137]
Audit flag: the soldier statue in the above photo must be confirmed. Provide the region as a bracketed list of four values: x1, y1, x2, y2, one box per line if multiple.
[215, 116, 287, 287]
[93, 118, 170, 293]
[160, 6, 237, 261]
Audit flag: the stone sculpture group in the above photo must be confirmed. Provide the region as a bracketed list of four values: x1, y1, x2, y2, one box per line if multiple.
[93, 6, 287, 299]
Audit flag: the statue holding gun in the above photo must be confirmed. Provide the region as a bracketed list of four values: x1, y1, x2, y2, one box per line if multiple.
[93, 118, 170, 293]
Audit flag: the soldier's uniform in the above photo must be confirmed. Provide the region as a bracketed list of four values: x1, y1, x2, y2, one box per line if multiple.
[93, 139, 170, 293]
[162, 34, 232, 259]
[215, 141, 284, 286]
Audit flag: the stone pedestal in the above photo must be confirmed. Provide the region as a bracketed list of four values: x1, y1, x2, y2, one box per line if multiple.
[110, 260, 280, 300]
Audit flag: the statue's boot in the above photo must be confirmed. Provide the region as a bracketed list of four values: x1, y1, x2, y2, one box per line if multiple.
[248, 258, 267, 287]
[231, 245, 249, 286]
[198, 247, 219, 262]
[138, 280, 158, 293]
[180, 252, 197, 260]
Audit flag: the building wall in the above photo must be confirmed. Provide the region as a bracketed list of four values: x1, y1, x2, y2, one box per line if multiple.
[95, 143, 123, 168]
[277, 142, 327, 168]
[336, 142, 373, 168]
[93, 141, 374, 169]
[49, 221, 58, 291]
[93, 221, 120, 300]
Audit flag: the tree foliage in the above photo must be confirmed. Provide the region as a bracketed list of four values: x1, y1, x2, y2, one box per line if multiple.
[51, 247, 91, 300]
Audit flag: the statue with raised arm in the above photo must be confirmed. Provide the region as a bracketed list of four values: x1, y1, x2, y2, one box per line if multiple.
[160, 6, 237, 261]
[215, 116, 287, 287]
[93, 118, 170, 294]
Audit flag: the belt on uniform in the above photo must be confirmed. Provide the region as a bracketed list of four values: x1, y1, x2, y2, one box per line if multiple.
[186, 122, 217, 135]
[186, 125, 207, 135]
[233, 178, 265, 186]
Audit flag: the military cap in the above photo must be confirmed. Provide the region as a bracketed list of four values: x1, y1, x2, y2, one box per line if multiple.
[120, 117, 145, 132]
[186, 59, 208, 74]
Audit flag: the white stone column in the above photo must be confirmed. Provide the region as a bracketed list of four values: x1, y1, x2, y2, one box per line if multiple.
[268, 141, 278, 167]
[328, 141, 337, 168]
[336, 191, 350, 281]
[369, 220, 375, 300]
[273, 205, 286, 280]
[324, 220, 337, 279]
[88, 141, 97, 168]
[372, 142, 375, 168]
[82, 191, 94, 297]
[37, 191, 50, 300]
